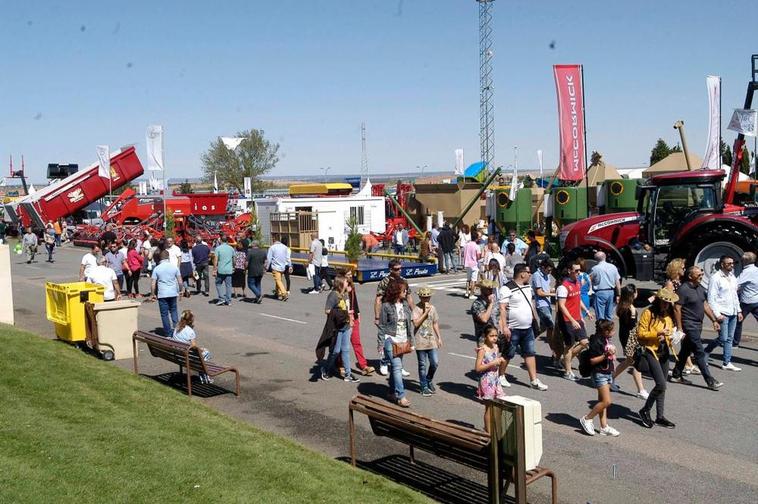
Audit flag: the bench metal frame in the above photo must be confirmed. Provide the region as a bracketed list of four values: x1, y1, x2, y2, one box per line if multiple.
[132, 331, 240, 397]
[348, 394, 557, 504]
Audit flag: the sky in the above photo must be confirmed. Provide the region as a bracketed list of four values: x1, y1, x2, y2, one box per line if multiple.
[1, 0, 757, 182]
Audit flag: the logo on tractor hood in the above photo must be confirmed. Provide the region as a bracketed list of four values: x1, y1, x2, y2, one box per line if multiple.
[67, 188, 84, 204]
[588, 215, 639, 234]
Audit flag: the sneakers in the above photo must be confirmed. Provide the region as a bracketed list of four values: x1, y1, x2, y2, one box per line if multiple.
[421, 387, 432, 397]
[379, 365, 389, 376]
[563, 371, 578, 381]
[610, 382, 621, 392]
[308, 289, 320, 294]
[427, 382, 437, 393]
[498, 375, 511, 387]
[638, 409, 654, 428]
[343, 375, 360, 384]
[655, 417, 676, 429]
[401, 368, 411, 377]
[579, 415, 596, 436]
[468, 294, 477, 300]
[599, 425, 620, 437]
[530, 378, 548, 391]
[722, 363, 742, 372]
[320, 368, 331, 381]
[669, 375, 693, 385]
[707, 379, 724, 390]
[636, 389, 650, 400]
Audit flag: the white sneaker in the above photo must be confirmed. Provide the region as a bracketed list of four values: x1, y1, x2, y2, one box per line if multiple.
[599, 425, 620, 437]
[498, 375, 511, 387]
[636, 389, 650, 400]
[379, 365, 388, 376]
[401, 368, 411, 377]
[468, 294, 477, 300]
[308, 289, 320, 294]
[579, 415, 595, 436]
[531, 379, 548, 391]
[722, 363, 742, 372]
[563, 371, 578, 381]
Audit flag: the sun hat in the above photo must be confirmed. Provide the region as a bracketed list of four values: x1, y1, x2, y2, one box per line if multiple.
[654, 288, 679, 304]
[417, 286, 433, 297]
[477, 278, 498, 290]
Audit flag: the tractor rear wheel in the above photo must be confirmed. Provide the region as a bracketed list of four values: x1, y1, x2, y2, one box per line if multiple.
[693, 241, 744, 290]
[681, 223, 757, 288]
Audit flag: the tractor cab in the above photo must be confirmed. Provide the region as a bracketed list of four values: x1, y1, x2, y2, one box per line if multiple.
[636, 170, 724, 253]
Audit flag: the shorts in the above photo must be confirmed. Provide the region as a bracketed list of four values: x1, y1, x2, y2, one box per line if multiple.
[467, 267, 479, 282]
[592, 371, 613, 388]
[536, 305, 554, 330]
[560, 318, 587, 346]
[505, 327, 536, 359]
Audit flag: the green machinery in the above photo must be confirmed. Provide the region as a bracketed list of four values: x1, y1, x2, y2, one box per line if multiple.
[603, 178, 640, 213]
[493, 188, 533, 233]
[553, 186, 588, 226]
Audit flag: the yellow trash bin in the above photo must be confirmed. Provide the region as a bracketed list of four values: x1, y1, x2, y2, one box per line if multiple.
[90, 300, 140, 360]
[45, 282, 105, 342]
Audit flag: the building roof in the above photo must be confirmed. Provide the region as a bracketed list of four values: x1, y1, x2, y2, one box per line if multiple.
[643, 151, 704, 176]
[585, 156, 621, 186]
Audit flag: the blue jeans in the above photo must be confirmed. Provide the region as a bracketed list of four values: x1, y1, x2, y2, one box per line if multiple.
[383, 338, 406, 399]
[215, 273, 232, 303]
[443, 252, 455, 272]
[416, 348, 439, 390]
[505, 327, 536, 359]
[157, 296, 179, 336]
[705, 314, 737, 365]
[326, 326, 353, 378]
[733, 301, 758, 347]
[594, 290, 615, 321]
[311, 265, 321, 291]
[247, 275, 262, 298]
[393, 244, 406, 255]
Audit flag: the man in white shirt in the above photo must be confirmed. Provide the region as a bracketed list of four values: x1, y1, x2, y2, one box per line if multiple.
[499, 263, 548, 391]
[705, 255, 743, 371]
[79, 243, 102, 281]
[308, 233, 324, 294]
[86, 256, 121, 301]
[734, 251, 758, 348]
[166, 237, 182, 269]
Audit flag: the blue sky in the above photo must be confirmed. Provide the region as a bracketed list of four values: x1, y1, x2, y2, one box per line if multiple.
[1, 0, 756, 182]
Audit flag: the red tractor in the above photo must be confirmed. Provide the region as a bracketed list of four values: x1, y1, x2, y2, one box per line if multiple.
[560, 55, 758, 285]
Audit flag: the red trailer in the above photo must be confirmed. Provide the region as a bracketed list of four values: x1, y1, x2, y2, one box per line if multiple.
[3, 147, 144, 229]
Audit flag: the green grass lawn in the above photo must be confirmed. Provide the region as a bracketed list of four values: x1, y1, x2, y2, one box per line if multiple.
[0, 324, 430, 503]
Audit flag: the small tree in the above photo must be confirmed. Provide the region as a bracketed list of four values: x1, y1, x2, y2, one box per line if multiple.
[649, 138, 671, 165]
[178, 179, 193, 194]
[250, 212, 263, 243]
[739, 145, 752, 175]
[721, 140, 733, 166]
[200, 129, 279, 193]
[344, 217, 363, 263]
[164, 210, 175, 238]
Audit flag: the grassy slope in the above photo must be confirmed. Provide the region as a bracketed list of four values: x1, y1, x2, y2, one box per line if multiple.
[0, 324, 429, 504]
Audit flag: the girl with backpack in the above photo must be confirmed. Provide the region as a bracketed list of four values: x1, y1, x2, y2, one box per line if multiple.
[579, 320, 620, 437]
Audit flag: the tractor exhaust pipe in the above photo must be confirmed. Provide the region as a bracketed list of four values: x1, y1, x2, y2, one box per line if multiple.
[673, 120, 692, 171]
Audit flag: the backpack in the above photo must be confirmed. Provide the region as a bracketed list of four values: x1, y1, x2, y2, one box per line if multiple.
[578, 348, 592, 378]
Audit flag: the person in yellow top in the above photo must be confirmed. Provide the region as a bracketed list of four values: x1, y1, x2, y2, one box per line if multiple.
[636, 288, 678, 430]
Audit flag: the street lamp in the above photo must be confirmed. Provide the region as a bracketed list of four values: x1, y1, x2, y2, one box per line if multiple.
[416, 164, 428, 178]
[320, 166, 331, 183]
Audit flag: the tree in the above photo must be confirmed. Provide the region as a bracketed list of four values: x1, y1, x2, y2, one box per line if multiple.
[649, 138, 671, 165]
[739, 145, 751, 175]
[178, 179, 193, 194]
[344, 217, 363, 263]
[164, 210, 175, 238]
[200, 129, 279, 193]
[721, 139, 733, 166]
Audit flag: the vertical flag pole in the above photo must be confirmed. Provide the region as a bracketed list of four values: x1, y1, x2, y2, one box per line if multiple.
[581, 64, 590, 217]
[162, 131, 167, 232]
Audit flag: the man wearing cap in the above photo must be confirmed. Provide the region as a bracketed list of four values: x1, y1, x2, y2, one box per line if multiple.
[558, 261, 594, 381]
[499, 263, 548, 391]
[413, 286, 442, 397]
[589, 251, 621, 321]
[471, 278, 508, 387]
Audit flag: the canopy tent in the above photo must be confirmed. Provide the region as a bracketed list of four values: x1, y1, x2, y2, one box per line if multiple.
[585, 153, 621, 186]
[642, 151, 704, 177]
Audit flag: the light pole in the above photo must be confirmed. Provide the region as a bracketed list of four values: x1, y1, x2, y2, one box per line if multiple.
[320, 166, 331, 183]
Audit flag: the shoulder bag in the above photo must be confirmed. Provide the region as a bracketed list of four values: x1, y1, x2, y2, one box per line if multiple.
[510, 282, 542, 336]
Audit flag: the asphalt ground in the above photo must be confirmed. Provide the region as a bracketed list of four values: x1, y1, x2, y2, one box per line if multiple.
[9, 243, 758, 504]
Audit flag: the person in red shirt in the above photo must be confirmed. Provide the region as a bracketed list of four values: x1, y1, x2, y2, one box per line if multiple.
[557, 261, 594, 381]
[361, 233, 380, 254]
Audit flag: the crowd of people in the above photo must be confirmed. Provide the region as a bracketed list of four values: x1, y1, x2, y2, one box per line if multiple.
[26, 221, 754, 436]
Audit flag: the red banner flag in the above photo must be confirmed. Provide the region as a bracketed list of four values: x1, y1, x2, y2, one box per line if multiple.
[554, 64, 586, 181]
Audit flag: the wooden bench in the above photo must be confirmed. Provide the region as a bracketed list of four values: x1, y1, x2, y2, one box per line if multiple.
[132, 331, 240, 397]
[349, 395, 557, 504]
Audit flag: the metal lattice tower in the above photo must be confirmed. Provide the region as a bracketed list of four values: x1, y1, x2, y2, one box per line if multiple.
[360, 122, 369, 188]
[478, 0, 495, 172]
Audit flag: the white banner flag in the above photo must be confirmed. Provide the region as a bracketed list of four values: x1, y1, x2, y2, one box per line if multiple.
[96, 145, 110, 179]
[454, 149, 464, 176]
[701, 76, 721, 169]
[243, 177, 252, 198]
[213, 170, 219, 193]
[221, 137, 244, 151]
[508, 165, 518, 201]
[537, 149, 544, 179]
[148, 174, 162, 191]
[146, 125, 164, 171]
[727, 109, 758, 137]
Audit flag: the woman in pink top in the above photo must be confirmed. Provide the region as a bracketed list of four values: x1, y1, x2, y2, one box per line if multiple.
[126, 239, 145, 298]
[463, 230, 482, 299]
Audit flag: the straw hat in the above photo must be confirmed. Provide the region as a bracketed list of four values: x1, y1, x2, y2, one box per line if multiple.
[477, 279, 498, 290]
[654, 288, 679, 304]
[417, 286, 433, 298]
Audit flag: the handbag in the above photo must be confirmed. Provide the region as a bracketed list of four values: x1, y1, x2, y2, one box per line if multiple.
[391, 341, 412, 356]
